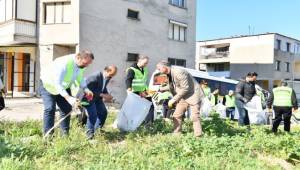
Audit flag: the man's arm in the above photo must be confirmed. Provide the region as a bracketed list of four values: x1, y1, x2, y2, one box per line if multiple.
[266, 91, 274, 109]
[125, 69, 135, 90]
[222, 96, 226, 105]
[291, 89, 298, 110]
[52, 64, 69, 97]
[172, 71, 190, 102]
[235, 81, 247, 103]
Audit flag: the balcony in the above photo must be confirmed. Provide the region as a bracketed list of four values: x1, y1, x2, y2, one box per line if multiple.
[207, 71, 231, 78]
[0, 20, 36, 45]
[201, 51, 229, 59]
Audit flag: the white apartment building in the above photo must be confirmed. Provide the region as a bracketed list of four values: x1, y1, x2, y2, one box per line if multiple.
[196, 33, 300, 90]
[0, 0, 197, 102]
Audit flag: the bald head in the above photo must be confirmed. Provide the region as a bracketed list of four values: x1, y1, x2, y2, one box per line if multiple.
[156, 60, 171, 74]
[104, 65, 117, 79]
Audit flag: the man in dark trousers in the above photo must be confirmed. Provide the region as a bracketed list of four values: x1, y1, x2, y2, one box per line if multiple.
[267, 80, 298, 133]
[235, 72, 257, 126]
[126, 55, 154, 124]
[82, 65, 117, 139]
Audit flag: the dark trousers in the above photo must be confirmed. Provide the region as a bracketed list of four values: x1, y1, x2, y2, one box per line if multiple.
[84, 98, 108, 134]
[236, 100, 250, 126]
[272, 106, 292, 133]
[226, 107, 235, 120]
[0, 95, 5, 111]
[144, 96, 154, 124]
[40, 81, 72, 135]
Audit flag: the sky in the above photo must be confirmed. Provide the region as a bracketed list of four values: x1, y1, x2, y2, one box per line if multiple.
[196, 0, 300, 41]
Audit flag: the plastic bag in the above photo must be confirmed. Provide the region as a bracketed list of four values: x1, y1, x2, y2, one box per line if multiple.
[116, 92, 152, 132]
[201, 97, 212, 117]
[215, 103, 226, 119]
[244, 96, 266, 124]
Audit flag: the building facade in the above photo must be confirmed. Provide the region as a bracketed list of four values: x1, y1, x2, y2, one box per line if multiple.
[0, 0, 197, 101]
[196, 33, 300, 90]
[0, 0, 37, 97]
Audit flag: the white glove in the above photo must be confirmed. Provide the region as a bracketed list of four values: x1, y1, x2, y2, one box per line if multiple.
[66, 96, 77, 106]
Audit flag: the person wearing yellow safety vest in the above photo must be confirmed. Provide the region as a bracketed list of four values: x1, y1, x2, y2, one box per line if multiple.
[200, 80, 211, 98]
[40, 50, 94, 136]
[210, 88, 219, 106]
[267, 80, 298, 133]
[125, 55, 154, 123]
[222, 90, 236, 120]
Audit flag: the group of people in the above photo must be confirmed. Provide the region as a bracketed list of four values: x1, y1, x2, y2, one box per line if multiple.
[39, 50, 298, 140]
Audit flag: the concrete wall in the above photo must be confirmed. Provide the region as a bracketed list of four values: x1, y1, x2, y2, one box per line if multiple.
[79, 0, 196, 103]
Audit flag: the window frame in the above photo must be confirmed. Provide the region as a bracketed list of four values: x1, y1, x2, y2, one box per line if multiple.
[169, 20, 187, 42]
[127, 53, 139, 62]
[169, 0, 186, 9]
[168, 57, 186, 67]
[275, 60, 281, 71]
[285, 62, 290, 72]
[127, 9, 140, 20]
[44, 1, 71, 25]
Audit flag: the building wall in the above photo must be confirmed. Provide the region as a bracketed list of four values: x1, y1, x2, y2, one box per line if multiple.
[79, 0, 196, 103]
[39, 0, 79, 45]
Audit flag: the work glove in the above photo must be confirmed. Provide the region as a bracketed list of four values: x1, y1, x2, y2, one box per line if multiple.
[84, 88, 94, 101]
[66, 96, 78, 106]
[168, 99, 176, 109]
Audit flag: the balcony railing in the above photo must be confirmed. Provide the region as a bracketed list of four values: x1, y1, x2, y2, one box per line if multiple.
[201, 51, 229, 59]
[0, 20, 36, 44]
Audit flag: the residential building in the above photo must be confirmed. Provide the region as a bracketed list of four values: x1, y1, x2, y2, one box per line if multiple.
[0, 0, 37, 97]
[196, 33, 300, 90]
[0, 0, 197, 102]
[80, 0, 196, 102]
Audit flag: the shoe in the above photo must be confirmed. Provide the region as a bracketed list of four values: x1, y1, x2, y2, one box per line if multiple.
[87, 133, 94, 140]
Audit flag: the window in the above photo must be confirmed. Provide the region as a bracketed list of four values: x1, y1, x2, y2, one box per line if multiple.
[127, 9, 139, 20]
[44, 2, 71, 24]
[169, 20, 187, 42]
[275, 60, 281, 71]
[286, 62, 290, 72]
[168, 58, 186, 67]
[276, 39, 281, 50]
[127, 53, 139, 62]
[169, 0, 185, 8]
[286, 42, 291, 52]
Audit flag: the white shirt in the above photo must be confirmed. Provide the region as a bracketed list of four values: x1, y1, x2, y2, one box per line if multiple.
[40, 54, 87, 96]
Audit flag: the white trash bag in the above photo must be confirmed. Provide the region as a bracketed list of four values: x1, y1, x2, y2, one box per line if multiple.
[215, 103, 226, 119]
[201, 97, 212, 117]
[116, 92, 152, 132]
[244, 96, 266, 125]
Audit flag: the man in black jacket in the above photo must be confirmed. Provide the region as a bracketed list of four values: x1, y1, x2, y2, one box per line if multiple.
[125, 55, 154, 124]
[82, 65, 117, 139]
[235, 72, 257, 126]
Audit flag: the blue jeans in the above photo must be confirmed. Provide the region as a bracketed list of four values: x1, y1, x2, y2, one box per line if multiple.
[40, 81, 72, 135]
[226, 107, 235, 120]
[84, 98, 107, 134]
[235, 100, 250, 126]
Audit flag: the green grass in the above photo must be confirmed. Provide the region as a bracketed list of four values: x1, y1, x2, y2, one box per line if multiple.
[1, 113, 300, 170]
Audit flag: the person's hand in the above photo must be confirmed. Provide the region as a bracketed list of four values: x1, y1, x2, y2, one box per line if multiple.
[84, 89, 94, 101]
[127, 88, 132, 92]
[139, 91, 148, 98]
[65, 96, 78, 106]
[100, 93, 113, 102]
[267, 108, 273, 113]
[168, 99, 176, 108]
[242, 98, 248, 103]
